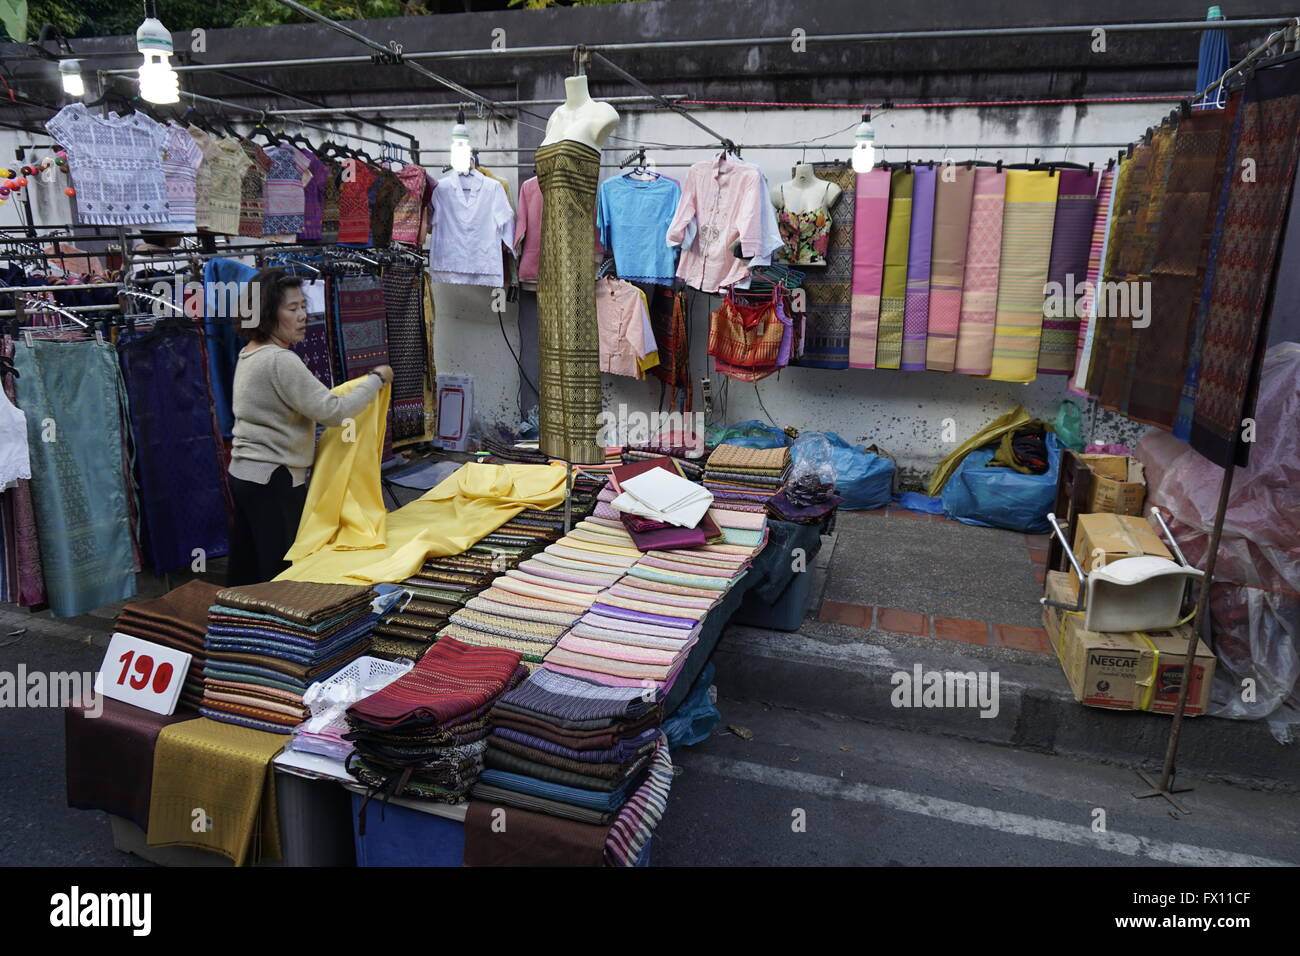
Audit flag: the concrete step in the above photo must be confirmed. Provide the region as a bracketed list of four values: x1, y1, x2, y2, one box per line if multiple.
[711, 619, 1299, 792]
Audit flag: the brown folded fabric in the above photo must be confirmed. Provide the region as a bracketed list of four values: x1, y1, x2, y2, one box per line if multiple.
[65, 699, 190, 831]
[373, 622, 441, 642]
[215, 581, 373, 625]
[201, 698, 302, 727]
[115, 622, 207, 657]
[706, 444, 790, 471]
[491, 706, 663, 750]
[369, 635, 432, 661]
[464, 800, 608, 866]
[117, 579, 223, 629]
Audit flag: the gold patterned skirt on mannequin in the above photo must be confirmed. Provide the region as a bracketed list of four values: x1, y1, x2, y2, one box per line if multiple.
[535, 139, 603, 464]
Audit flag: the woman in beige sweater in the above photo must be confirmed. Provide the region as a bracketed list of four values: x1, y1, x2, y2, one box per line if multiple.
[227, 269, 391, 585]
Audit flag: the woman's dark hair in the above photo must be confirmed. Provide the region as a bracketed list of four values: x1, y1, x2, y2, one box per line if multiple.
[241, 268, 304, 342]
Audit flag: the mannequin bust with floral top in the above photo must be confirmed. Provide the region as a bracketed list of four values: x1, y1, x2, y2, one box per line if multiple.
[772, 163, 842, 266]
[541, 74, 620, 150]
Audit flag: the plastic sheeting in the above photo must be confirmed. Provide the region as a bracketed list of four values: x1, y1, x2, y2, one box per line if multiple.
[1136, 343, 1300, 741]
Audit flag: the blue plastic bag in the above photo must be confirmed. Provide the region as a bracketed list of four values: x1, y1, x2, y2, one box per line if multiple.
[662, 662, 721, 748]
[706, 420, 791, 450]
[941, 433, 1062, 533]
[795, 432, 894, 511]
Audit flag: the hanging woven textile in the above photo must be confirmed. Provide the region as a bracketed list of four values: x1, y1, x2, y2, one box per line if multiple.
[1191, 58, 1300, 467]
[536, 141, 604, 463]
[924, 165, 975, 372]
[13, 339, 136, 617]
[646, 284, 692, 410]
[1068, 166, 1117, 397]
[793, 162, 856, 369]
[1127, 109, 1230, 427]
[849, 168, 891, 369]
[901, 165, 937, 370]
[0, 337, 44, 607]
[118, 325, 230, 577]
[382, 262, 430, 444]
[986, 169, 1059, 383]
[1037, 169, 1099, 376]
[953, 168, 1006, 376]
[876, 168, 914, 370]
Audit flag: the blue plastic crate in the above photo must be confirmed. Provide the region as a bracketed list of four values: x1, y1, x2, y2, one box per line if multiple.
[732, 563, 815, 631]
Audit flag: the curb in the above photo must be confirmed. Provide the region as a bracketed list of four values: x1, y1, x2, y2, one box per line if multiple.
[712, 622, 1299, 792]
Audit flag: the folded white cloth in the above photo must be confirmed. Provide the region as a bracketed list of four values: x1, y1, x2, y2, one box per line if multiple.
[613, 470, 714, 528]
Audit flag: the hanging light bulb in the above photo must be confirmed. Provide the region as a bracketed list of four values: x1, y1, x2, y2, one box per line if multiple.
[852, 111, 877, 173]
[449, 108, 473, 173]
[136, 10, 179, 104]
[59, 59, 85, 98]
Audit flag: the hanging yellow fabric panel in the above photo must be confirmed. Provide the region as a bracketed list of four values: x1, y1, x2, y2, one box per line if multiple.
[278, 461, 568, 585]
[285, 376, 391, 563]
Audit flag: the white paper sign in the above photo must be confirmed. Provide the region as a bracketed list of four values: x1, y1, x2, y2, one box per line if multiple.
[95, 632, 192, 716]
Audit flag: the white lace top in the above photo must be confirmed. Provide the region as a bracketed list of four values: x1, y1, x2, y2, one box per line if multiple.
[45, 104, 170, 226]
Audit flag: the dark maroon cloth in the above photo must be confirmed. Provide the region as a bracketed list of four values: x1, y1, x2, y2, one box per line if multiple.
[64, 698, 190, 830]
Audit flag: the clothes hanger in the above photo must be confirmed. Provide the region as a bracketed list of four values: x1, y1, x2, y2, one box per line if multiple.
[82, 87, 136, 114]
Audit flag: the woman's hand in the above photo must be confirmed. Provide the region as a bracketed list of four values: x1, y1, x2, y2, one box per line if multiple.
[372, 365, 394, 386]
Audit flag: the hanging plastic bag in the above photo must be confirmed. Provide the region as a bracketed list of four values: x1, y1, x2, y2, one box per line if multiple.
[941, 433, 1062, 533]
[788, 432, 836, 489]
[1053, 400, 1085, 452]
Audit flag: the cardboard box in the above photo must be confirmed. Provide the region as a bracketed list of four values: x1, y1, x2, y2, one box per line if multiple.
[1079, 454, 1146, 516]
[1070, 513, 1172, 590]
[1043, 571, 1214, 716]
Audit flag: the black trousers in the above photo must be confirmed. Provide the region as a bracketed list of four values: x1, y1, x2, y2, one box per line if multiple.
[227, 466, 308, 586]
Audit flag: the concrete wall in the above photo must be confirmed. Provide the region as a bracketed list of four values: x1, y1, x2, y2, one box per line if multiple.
[0, 95, 1161, 475]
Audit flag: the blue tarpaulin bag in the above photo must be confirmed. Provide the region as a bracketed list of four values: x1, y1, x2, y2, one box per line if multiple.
[794, 432, 894, 511]
[941, 433, 1062, 534]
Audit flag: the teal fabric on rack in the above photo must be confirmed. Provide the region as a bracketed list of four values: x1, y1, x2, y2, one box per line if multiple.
[13, 339, 136, 617]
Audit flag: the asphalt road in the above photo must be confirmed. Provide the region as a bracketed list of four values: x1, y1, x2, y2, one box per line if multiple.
[2, 624, 1296, 868]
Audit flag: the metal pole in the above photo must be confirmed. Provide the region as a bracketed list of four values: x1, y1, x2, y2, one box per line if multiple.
[271, 0, 498, 114]
[588, 49, 737, 150]
[1134, 454, 1237, 813]
[266, 94, 685, 115]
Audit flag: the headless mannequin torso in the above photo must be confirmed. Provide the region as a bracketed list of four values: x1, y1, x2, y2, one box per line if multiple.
[772, 163, 842, 213]
[541, 75, 620, 151]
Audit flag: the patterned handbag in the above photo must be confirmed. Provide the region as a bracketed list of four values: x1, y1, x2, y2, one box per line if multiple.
[707, 289, 785, 370]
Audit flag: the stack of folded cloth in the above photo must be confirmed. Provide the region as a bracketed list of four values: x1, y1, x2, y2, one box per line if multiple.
[597, 458, 724, 551]
[472, 667, 667, 827]
[371, 505, 578, 661]
[115, 579, 223, 712]
[438, 504, 641, 669]
[622, 442, 706, 482]
[768, 471, 842, 524]
[344, 637, 527, 803]
[481, 428, 549, 464]
[200, 582, 377, 734]
[703, 443, 791, 511]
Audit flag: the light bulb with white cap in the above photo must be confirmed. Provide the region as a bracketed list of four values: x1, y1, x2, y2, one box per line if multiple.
[851, 111, 877, 173]
[450, 108, 473, 173]
[136, 10, 179, 104]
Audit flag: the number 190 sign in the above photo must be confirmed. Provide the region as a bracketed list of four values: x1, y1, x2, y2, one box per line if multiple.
[95, 632, 193, 716]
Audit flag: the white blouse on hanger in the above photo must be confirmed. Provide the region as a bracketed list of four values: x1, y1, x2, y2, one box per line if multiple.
[428, 170, 516, 288]
[0, 389, 31, 490]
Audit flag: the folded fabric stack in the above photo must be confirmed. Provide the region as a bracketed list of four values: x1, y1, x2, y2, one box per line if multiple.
[612, 467, 714, 528]
[437, 505, 641, 669]
[481, 429, 549, 464]
[471, 667, 668, 830]
[622, 442, 706, 482]
[371, 504, 575, 661]
[290, 656, 414, 761]
[542, 522, 757, 695]
[703, 443, 791, 511]
[200, 581, 377, 734]
[344, 637, 527, 803]
[115, 579, 222, 711]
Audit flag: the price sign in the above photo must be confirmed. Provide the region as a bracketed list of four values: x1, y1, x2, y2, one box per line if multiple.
[95, 632, 192, 716]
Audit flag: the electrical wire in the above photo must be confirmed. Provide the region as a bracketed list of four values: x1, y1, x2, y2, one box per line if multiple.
[498, 307, 537, 416]
[753, 382, 778, 426]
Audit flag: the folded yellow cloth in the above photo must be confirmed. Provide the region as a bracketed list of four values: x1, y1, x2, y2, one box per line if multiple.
[279, 461, 568, 584]
[146, 717, 286, 867]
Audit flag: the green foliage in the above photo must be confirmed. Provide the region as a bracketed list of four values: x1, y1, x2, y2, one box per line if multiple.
[1, 0, 30, 42]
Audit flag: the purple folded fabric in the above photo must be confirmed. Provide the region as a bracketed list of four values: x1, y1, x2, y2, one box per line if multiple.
[588, 603, 698, 629]
[622, 523, 708, 552]
[491, 726, 661, 763]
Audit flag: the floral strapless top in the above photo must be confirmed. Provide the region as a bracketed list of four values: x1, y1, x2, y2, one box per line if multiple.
[777, 206, 832, 265]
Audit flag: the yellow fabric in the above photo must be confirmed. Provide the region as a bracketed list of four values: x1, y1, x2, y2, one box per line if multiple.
[146, 717, 285, 867]
[926, 404, 1032, 496]
[278, 461, 568, 584]
[285, 376, 391, 562]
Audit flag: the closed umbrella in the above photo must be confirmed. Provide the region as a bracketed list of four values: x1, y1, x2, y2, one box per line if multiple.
[1196, 5, 1231, 107]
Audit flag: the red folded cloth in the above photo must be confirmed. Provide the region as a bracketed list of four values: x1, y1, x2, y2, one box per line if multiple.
[347, 637, 524, 728]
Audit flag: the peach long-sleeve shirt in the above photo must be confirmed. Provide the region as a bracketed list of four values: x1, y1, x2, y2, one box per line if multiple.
[665, 153, 766, 293]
